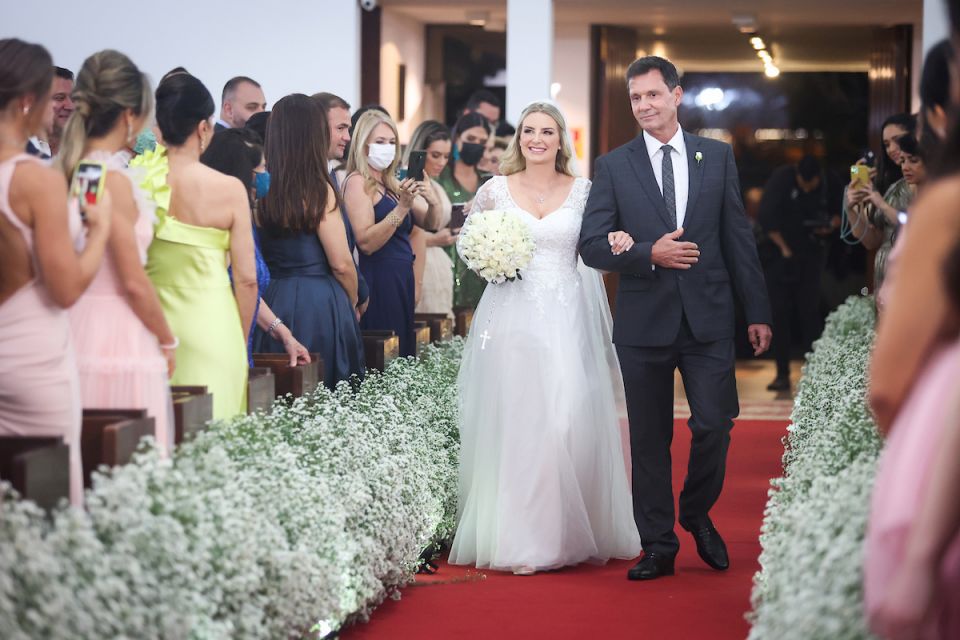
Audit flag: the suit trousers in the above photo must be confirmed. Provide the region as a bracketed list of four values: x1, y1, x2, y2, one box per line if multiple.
[616, 315, 739, 556]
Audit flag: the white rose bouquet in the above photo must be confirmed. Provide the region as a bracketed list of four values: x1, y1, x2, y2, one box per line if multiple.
[457, 210, 535, 284]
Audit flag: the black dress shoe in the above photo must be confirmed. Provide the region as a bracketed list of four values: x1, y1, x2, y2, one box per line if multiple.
[766, 376, 791, 392]
[627, 552, 676, 581]
[682, 521, 729, 571]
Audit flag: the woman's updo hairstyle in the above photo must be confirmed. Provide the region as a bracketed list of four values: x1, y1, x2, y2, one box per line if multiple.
[155, 73, 214, 146]
[57, 49, 152, 182]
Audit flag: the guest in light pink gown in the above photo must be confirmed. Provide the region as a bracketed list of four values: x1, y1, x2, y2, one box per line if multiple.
[0, 39, 112, 506]
[58, 50, 178, 455]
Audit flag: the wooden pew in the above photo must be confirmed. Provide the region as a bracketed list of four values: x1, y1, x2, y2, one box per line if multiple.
[251, 353, 323, 399]
[170, 385, 214, 444]
[362, 330, 400, 372]
[247, 367, 276, 414]
[453, 307, 474, 338]
[413, 321, 432, 356]
[0, 436, 70, 509]
[414, 313, 454, 343]
[81, 409, 155, 488]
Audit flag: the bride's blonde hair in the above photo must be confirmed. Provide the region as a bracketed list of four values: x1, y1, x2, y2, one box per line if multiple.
[499, 101, 575, 177]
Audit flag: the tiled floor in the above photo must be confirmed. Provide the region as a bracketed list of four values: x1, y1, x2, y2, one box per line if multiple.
[673, 359, 802, 420]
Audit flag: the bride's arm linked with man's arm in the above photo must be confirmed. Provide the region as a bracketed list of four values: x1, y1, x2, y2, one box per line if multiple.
[579, 155, 700, 273]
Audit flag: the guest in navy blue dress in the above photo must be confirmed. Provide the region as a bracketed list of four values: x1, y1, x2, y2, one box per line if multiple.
[201, 127, 310, 367]
[342, 110, 443, 357]
[252, 94, 363, 387]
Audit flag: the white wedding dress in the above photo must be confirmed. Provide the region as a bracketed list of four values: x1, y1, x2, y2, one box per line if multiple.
[449, 175, 642, 572]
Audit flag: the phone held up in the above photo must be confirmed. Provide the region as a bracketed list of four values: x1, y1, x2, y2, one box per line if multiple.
[406, 150, 427, 182]
[73, 160, 107, 214]
[850, 164, 871, 189]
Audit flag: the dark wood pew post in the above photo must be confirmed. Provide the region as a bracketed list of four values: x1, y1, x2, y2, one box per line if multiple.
[0, 437, 70, 509]
[247, 367, 276, 414]
[413, 321, 432, 356]
[251, 353, 323, 399]
[453, 307, 474, 338]
[170, 385, 214, 444]
[414, 313, 455, 343]
[361, 330, 400, 372]
[81, 409, 155, 487]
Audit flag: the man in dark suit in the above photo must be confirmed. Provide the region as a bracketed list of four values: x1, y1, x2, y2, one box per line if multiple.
[216, 76, 267, 131]
[579, 56, 772, 581]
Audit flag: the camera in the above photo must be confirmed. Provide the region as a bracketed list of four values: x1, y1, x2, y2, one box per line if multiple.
[359, 0, 377, 11]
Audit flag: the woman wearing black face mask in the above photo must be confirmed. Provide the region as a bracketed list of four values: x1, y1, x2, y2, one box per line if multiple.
[437, 111, 491, 308]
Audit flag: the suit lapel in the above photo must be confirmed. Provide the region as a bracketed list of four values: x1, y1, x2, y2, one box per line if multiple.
[626, 136, 675, 230]
[683, 131, 703, 227]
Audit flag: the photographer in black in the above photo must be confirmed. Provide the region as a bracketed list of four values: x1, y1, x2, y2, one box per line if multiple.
[758, 155, 843, 391]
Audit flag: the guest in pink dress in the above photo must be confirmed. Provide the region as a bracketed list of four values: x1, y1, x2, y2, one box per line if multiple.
[865, 238, 960, 638]
[58, 50, 178, 455]
[0, 39, 112, 506]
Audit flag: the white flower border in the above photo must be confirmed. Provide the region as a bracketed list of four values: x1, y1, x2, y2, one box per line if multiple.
[0, 341, 464, 639]
[748, 296, 880, 639]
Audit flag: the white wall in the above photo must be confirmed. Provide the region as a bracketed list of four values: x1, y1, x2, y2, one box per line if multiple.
[380, 9, 430, 142]
[1, 1, 362, 115]
[553, 23, 593, 176]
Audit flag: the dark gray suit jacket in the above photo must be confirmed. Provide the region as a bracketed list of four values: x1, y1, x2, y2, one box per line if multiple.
[579, 131, 772, 347]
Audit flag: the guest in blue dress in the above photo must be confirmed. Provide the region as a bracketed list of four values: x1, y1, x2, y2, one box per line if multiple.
[201, 127, 310, 366]
[342, 110, 443, 357]
[252, 94, 363, 387]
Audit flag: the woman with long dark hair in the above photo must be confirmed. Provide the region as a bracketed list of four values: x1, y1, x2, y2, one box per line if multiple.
[253, 94, 363, 388]
[200, 127, 309, 366]
[0, 38, 112, 504]
[145, 73, 257, 419]
[436, 111, 492, 309]
[845, 113, 916, 289]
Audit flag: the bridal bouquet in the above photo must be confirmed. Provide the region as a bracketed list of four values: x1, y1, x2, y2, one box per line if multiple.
[457, 210, 535, 284]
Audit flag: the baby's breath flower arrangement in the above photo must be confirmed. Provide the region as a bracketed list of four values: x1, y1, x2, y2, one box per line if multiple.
[748, 296, 881, 639]
[0, 341, 464, 639]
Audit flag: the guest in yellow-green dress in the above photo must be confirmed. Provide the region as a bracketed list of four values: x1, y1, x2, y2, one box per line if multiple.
[133, 73, 257, 419]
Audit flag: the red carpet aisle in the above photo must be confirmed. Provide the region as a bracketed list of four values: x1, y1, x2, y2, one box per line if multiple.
[342, 416, 788, 640]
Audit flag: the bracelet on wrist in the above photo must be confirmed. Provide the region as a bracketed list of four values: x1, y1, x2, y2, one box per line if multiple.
[267, 317, 284, 337]
[159, 336, 179, 350]
[386, 212, 403, 228]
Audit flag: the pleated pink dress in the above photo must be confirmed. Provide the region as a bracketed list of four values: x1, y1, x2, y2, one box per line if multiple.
[68, 151, 174, 455]
[0, 153, 84, 506]
[864, 337, 960, 639]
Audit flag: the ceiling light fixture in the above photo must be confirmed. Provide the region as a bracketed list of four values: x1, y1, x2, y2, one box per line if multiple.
[750, 36, 765, 50]
[466, 10, 488, 26]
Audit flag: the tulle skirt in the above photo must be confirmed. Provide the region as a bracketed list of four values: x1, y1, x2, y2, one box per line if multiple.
[449, 264, 642, 571]
[69, 292, 174, 456]
[864, 338, 960, 638]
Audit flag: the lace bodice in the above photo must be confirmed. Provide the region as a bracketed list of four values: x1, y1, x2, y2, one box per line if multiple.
[469, 175, 592, 312]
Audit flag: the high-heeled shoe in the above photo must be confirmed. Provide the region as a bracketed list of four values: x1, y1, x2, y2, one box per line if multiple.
[512, 566, 537, 576]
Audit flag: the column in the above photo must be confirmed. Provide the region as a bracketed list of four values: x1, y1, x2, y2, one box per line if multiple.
[922, 0, 950, 55]
[506, 0, 554, 126]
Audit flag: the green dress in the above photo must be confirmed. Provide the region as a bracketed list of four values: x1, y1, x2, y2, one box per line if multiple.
[135, 147, 248, 419]
[437, 164, 488, 309]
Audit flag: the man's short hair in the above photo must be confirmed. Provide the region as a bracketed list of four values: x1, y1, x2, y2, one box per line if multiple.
[626, 56, 681, 90]
[312, 92, 351, 112]
[797, 155, 821, 181]
[465, 89, 501, 111]
[54, 66, 73, 81]
[222, 75, 261, 103]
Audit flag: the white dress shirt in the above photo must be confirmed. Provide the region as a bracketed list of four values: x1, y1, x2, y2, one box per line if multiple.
[643, 126, 688, 229]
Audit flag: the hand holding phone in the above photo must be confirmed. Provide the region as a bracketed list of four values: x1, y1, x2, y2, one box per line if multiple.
[850, 164, 871, 189]
[74, 160, 107, 206]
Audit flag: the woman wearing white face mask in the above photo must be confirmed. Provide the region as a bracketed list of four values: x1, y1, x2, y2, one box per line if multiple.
[343, 110, 441, 357]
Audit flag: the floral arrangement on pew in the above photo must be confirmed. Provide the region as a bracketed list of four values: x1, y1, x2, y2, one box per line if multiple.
[748, 295, 881, 639]
[0, 341, 463, 639]
[457, 210, 535, 284]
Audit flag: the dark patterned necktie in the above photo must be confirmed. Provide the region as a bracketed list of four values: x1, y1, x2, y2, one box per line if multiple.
[661, 144, 676, 228]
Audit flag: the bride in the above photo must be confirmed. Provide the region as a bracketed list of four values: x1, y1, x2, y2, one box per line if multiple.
[449, 102, 642, 574]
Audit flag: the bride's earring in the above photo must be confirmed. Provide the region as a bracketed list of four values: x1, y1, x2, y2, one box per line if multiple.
[126, 120, 134, 144]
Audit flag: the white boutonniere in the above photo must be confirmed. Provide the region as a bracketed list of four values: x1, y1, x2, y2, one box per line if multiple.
[695, 151, 703, 165]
